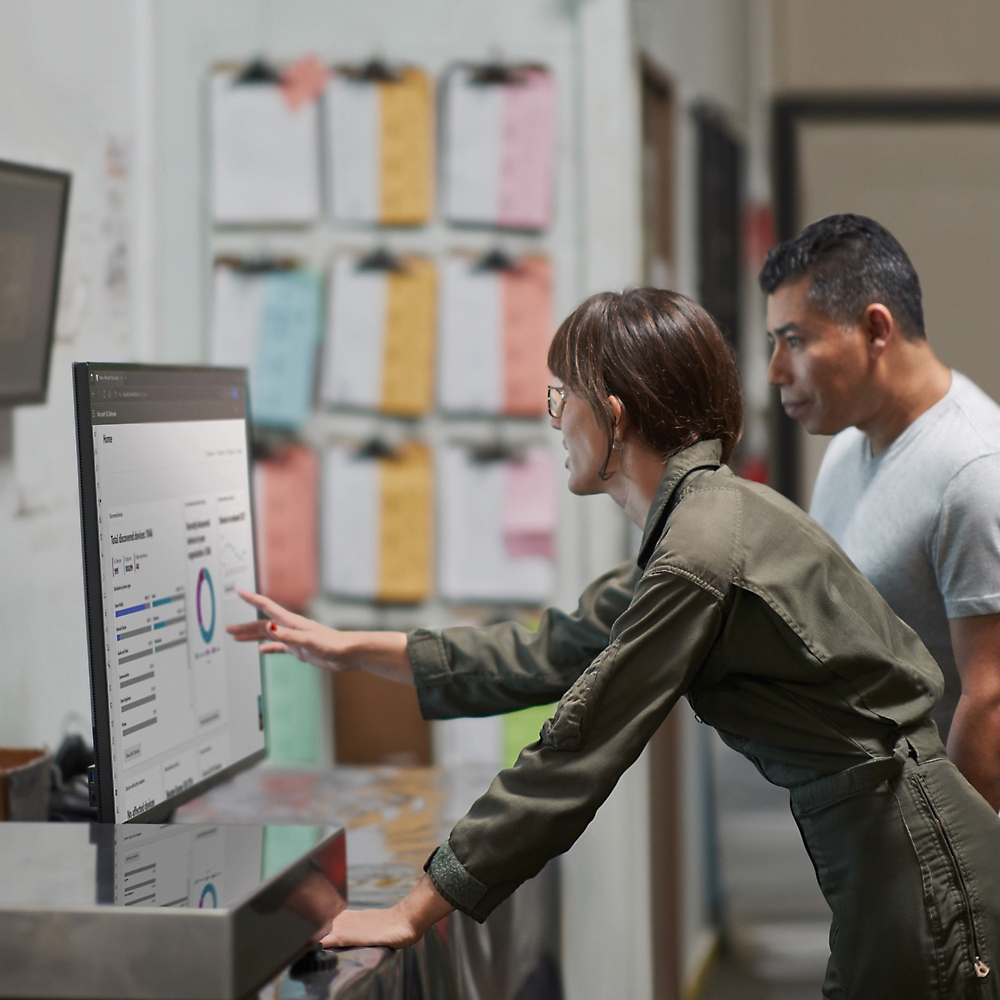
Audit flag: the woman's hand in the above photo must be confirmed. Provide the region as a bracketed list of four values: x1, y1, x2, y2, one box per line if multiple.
[320, 875, 454, 950]
[226, 590, 413, 684]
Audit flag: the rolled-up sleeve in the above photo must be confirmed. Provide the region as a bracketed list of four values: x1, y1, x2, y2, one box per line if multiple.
[408, 560, 640, 719]
[423, 567, 723, 920]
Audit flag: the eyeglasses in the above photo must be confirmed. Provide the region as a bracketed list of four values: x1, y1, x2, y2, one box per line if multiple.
[547, 386, 568, 419]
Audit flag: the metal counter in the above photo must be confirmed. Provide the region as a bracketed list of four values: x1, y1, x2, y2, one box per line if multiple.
[0, 821, 346, 1000]
[175, 764, 562, 1000]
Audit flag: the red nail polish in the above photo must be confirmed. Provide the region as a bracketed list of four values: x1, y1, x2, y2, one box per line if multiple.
[269, 622, 277, 633]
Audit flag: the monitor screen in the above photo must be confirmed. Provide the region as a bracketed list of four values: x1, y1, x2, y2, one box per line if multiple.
[0, 159, 70, 405]
[74, 363, 266, 823]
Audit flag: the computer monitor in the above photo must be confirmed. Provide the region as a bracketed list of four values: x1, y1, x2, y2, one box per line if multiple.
[0, 159, 70, 405]
[73, 363, 266, 823]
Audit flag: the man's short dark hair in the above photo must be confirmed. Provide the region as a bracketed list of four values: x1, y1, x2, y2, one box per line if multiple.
[759, 214, 925, 339]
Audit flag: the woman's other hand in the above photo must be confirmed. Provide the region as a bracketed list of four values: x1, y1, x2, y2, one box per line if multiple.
[320, 875, 453, 950]
[226, 590, 413, 685]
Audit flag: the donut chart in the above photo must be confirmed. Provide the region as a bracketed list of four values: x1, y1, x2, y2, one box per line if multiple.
[196, 567, 216, 644]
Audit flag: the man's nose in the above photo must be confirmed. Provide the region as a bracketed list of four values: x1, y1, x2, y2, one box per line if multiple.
[766, 343, 790, 386]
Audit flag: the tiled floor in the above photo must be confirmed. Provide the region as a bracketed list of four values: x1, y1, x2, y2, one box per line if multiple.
[704, 736, 831, 1000]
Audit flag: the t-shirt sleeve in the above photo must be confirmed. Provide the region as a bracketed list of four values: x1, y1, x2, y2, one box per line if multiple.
[932, 452, 1000, 618]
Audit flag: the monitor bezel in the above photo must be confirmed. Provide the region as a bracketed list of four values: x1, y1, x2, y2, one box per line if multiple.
[73, 361, 267, 823]
[0, 159, 71, 406]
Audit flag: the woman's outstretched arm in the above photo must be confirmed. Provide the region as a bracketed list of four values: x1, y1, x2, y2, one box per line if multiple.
[226, 590, 413, 685]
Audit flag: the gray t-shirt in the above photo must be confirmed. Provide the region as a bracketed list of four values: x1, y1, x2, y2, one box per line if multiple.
[810, 371, 1000, 741]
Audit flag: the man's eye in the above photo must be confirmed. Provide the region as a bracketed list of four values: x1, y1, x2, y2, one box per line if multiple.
[787, 336, 800, 348]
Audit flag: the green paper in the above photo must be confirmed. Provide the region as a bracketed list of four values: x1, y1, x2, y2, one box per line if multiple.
[263, 653, 323, 767]
[262, 824, 323, 880]
[503, 702, 557, 769]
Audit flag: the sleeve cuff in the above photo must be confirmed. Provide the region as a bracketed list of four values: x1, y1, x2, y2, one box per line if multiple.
[407, 629, 451, 683]
[424, 840, 488, 922]
[944, 594, 1000, 618]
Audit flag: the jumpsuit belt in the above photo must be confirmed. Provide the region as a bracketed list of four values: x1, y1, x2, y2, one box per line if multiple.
[789, 729, 941, 816]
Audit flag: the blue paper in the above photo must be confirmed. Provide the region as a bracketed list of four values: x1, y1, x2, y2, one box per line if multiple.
[251, 270, 322, 428]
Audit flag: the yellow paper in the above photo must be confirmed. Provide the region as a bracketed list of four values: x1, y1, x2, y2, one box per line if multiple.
[382, 257, 436, 415]
[379, 68, 433, 225]
[377, 443, 432, 603]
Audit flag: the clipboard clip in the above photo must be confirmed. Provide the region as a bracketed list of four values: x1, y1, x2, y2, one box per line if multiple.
[216, 255, 300, 274]
[468, 441, 526, 464]
[356, 247, 404, 272]
[356, 438, 401, 460]
[340, 58, 400, 83]
[469, 62, 523, 86]
[475, 249, 518, 272]
[235, 58, 281, 84]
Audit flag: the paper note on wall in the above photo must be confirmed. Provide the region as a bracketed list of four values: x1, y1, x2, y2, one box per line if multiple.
[210, 264, 322, 430]
[210, 266, 262, 369]
[262, 653, 323, 769]
[210, 71, 321, 224]
[253, 444, 319, 611]
[438, 444, 554, 603]
[438, 255, 552, 416]
[443, 66, 555, 230]
[327, 68, 433, 225]
[321, 255, 435, 416]
[322, 443, 432, 603]
[503, 448, 556, 559]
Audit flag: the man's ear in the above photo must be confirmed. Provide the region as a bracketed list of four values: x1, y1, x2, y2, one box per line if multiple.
[862, 303, 894, 356]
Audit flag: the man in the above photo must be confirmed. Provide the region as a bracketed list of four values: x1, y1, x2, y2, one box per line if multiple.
[761, 213, 1000, 810]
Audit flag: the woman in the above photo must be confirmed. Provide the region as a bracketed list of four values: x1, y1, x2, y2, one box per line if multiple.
[230, 289, 1000, 999]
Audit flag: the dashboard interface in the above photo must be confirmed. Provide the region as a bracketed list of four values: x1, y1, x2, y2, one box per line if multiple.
[75, 364, 265, 822]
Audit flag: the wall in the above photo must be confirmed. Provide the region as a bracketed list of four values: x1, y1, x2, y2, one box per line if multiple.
[773, 0, 1000, 92]
[0, 0, 154, 749]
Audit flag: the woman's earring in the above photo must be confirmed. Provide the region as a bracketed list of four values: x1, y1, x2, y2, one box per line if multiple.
[611, 441, 624, 452]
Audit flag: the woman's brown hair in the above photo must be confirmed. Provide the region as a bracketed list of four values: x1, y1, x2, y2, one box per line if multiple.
[547, 288, 743, 474]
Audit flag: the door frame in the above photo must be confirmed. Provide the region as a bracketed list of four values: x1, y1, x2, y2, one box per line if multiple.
[771, 94, 1000, 504]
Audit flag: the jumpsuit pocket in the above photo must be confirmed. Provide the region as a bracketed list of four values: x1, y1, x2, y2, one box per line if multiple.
[540, 641, 621, 751]
[907, 769, 991, 984]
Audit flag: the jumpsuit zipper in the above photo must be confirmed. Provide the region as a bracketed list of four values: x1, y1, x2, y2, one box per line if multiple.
[913, 777, 990, 979]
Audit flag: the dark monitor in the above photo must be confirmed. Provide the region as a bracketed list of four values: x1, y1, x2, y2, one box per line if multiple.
[73, 363, 266, 822]
[0, 159, 70, 405]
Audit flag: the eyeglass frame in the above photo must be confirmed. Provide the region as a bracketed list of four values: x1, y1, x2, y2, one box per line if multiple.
[547, 385, 568, 419]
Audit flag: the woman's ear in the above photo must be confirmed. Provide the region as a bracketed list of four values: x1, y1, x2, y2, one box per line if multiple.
[609, 396, 627, 444]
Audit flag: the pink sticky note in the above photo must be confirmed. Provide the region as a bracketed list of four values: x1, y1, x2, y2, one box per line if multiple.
[504, 449, 556, 560]
[502, 256, 552, 416]
[255, 445, 319, 610]
[280, 55, 330, 112]
[497, 69, 555, 230]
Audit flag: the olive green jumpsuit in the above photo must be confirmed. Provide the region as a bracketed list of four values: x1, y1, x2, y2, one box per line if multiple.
[408, 440, 1000, 1000]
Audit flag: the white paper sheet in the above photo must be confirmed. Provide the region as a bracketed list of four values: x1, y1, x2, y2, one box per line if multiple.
[321, 446, 380, 599]
[210, 266, 262, 368]
[437, 257, 502, 413]
[326, 76, 380, 223]
[442, 67, 503, 225]
[438, 445, 554, 603]
[210, 71, 321, 224]
[321, 256, 387, 409]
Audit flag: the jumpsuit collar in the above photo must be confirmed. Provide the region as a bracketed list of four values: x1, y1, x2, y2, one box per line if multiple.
[637, 439, 723, 570]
